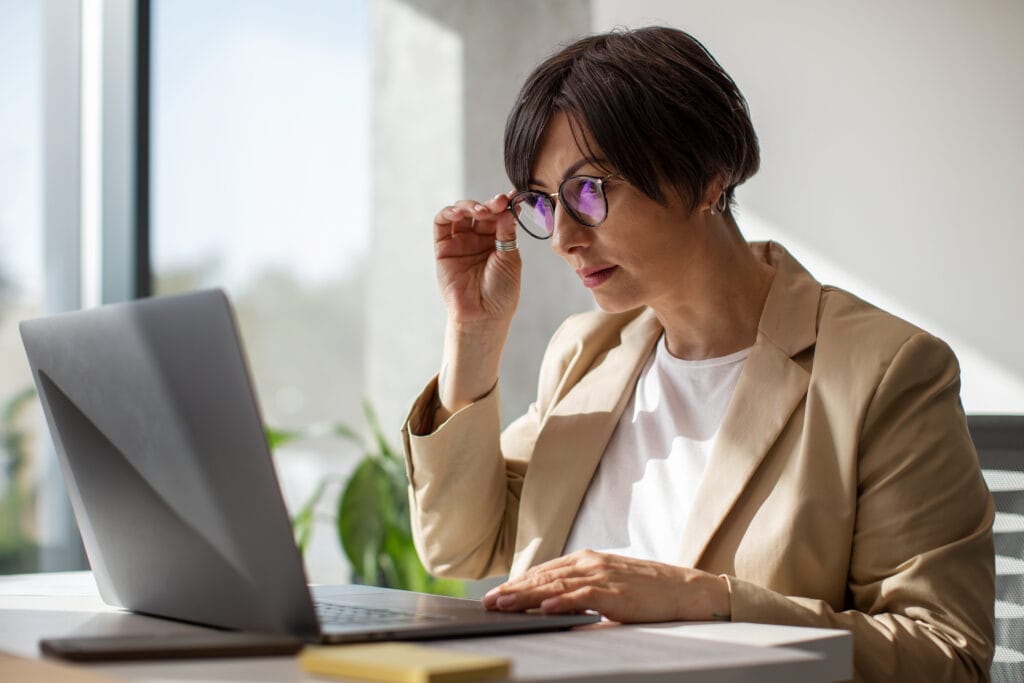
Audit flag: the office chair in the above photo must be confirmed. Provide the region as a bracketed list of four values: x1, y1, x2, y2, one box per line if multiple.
[969, 414, 1024, 683]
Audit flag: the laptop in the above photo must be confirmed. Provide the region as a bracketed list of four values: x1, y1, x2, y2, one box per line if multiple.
[19, 289, 599, 643]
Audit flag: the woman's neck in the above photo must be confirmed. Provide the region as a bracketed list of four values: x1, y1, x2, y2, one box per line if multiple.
[653, 220, 775, 361]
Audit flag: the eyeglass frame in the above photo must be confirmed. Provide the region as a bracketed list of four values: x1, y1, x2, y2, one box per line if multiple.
[506, 174, 617, 240]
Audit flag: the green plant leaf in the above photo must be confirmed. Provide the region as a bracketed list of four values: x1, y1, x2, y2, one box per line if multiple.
[383, 527, 426, 592]
[291, 479, 328, 556]
[294, 512, 314, 555]
[381, 526, 465, 597]
[337, 458, 392, 584]
[362, 401, 399, 461]
[1, 386, 37, 476]
[329, 422, 363, 447]
[378, 457, 411, 537]
[427, 576, 466, 598]
[265, 427, 302, 450]
[1, 386, 36, 425]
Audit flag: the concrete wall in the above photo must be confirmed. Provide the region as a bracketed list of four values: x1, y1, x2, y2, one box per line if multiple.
[368, 0, 593, 433]
[593, 0, 1024, 411]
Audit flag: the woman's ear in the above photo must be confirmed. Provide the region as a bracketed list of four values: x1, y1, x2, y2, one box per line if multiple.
[702, 174, 727, 215]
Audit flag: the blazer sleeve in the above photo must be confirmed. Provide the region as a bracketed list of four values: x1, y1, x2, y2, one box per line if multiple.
[727, 332, 995, 682]
[400, 319, 576, 579]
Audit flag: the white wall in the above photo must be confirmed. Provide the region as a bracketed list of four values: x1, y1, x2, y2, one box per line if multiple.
[594, 0, 1024, 412]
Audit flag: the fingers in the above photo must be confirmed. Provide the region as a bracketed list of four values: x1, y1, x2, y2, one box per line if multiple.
[434, 193, 517, 244]
[500, 557, 591, 593]
[484, 575, 592, 612]
[433, 204, 472, 242]
[455, 195, 509, 226]
[471, 195, 517, 245]
[483, 192, 511, 212]
[485, 565, 589, 610]
[490, 193, 518, 243]
[483, 551, 607, 611]
[539, 585, 609, 616]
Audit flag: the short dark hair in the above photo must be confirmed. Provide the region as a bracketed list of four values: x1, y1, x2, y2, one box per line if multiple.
[504, 26, 760, 214]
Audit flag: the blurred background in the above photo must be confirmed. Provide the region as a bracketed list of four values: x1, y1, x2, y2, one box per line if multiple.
[1, 0, 1022, 584]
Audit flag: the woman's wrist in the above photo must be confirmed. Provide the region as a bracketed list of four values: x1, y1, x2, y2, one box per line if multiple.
[437, 320, 507, 411]
[710, 574, 732, 621]
[431, 369, 497, 431]
[670, 567, 732, 622]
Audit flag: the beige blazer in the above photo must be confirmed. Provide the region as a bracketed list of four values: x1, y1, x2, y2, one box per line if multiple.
[402, 242, 994, 682]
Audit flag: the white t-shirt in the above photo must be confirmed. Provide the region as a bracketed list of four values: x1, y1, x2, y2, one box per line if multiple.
[562, 335, 751, 563]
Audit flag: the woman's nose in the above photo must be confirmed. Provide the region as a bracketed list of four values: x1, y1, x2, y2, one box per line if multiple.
[550, 204, 590, 257]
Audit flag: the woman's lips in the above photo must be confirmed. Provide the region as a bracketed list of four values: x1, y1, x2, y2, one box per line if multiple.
[576, 266, 618, 288]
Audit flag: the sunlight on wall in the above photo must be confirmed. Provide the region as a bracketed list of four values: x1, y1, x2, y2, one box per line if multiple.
[741, 209, 1024, 414]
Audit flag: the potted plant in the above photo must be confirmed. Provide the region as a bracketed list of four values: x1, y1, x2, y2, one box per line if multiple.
[268, 403, 463, 597]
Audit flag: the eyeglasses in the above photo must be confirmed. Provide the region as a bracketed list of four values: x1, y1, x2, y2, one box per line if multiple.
[507, 175, 615, 240]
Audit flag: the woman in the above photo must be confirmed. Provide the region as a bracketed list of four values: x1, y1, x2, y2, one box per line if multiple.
[401, 27, 994, 681]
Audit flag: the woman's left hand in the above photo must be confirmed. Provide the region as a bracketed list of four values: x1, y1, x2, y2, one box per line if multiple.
[482, 550, 731, 623]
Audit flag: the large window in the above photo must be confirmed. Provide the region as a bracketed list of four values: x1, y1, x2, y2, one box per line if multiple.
[1, 0, 590, 583]
[0, 0, 45, 574]
[151, 0, 370, 582]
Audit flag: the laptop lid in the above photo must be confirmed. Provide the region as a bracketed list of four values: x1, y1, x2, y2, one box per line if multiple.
[20, 290, 321, 640]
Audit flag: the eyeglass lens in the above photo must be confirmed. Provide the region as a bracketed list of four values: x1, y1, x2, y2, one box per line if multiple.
[511, 176, 608, 239]
[515, 196, 554, 238]
[562, 176, 605, 225]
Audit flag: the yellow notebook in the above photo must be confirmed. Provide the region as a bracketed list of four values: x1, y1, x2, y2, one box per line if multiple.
[299, 643, 510, 683]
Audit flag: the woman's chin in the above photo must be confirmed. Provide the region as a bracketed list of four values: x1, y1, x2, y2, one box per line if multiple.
[590, 292, 643, 315]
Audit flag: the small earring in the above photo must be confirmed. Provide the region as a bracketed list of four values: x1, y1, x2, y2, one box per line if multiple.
[715, 191, 728, 214]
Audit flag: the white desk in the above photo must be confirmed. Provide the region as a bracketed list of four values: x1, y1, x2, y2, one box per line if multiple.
[0, 572, 852, 682]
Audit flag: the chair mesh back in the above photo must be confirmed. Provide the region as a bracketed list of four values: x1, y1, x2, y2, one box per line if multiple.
[969, 415, 1024, 682]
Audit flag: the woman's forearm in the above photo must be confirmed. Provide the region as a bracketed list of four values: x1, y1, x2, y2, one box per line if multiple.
[433, 318, 511, 429]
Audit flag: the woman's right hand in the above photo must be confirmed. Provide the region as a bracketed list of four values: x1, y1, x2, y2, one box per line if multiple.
[433, 193, 521, 329]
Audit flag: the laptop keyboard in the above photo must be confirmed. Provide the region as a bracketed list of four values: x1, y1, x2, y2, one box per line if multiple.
[315, 601, 453, 625]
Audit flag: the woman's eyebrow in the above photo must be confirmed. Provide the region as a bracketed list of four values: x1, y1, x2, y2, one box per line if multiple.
[528, 158, 607, 188]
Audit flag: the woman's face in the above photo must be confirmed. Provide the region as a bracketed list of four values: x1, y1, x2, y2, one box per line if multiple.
[529, 112, 713, 315]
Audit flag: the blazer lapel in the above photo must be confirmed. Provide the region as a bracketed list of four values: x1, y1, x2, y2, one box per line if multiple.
[510, 310, 663, 576]
[679, 242, 821, 568]
[677, 336, 809, 568]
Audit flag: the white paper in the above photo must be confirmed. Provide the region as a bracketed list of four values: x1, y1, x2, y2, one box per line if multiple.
[428, 625, 821, 681]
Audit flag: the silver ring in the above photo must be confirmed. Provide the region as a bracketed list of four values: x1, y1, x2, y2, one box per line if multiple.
[495, 238, 518, 252]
